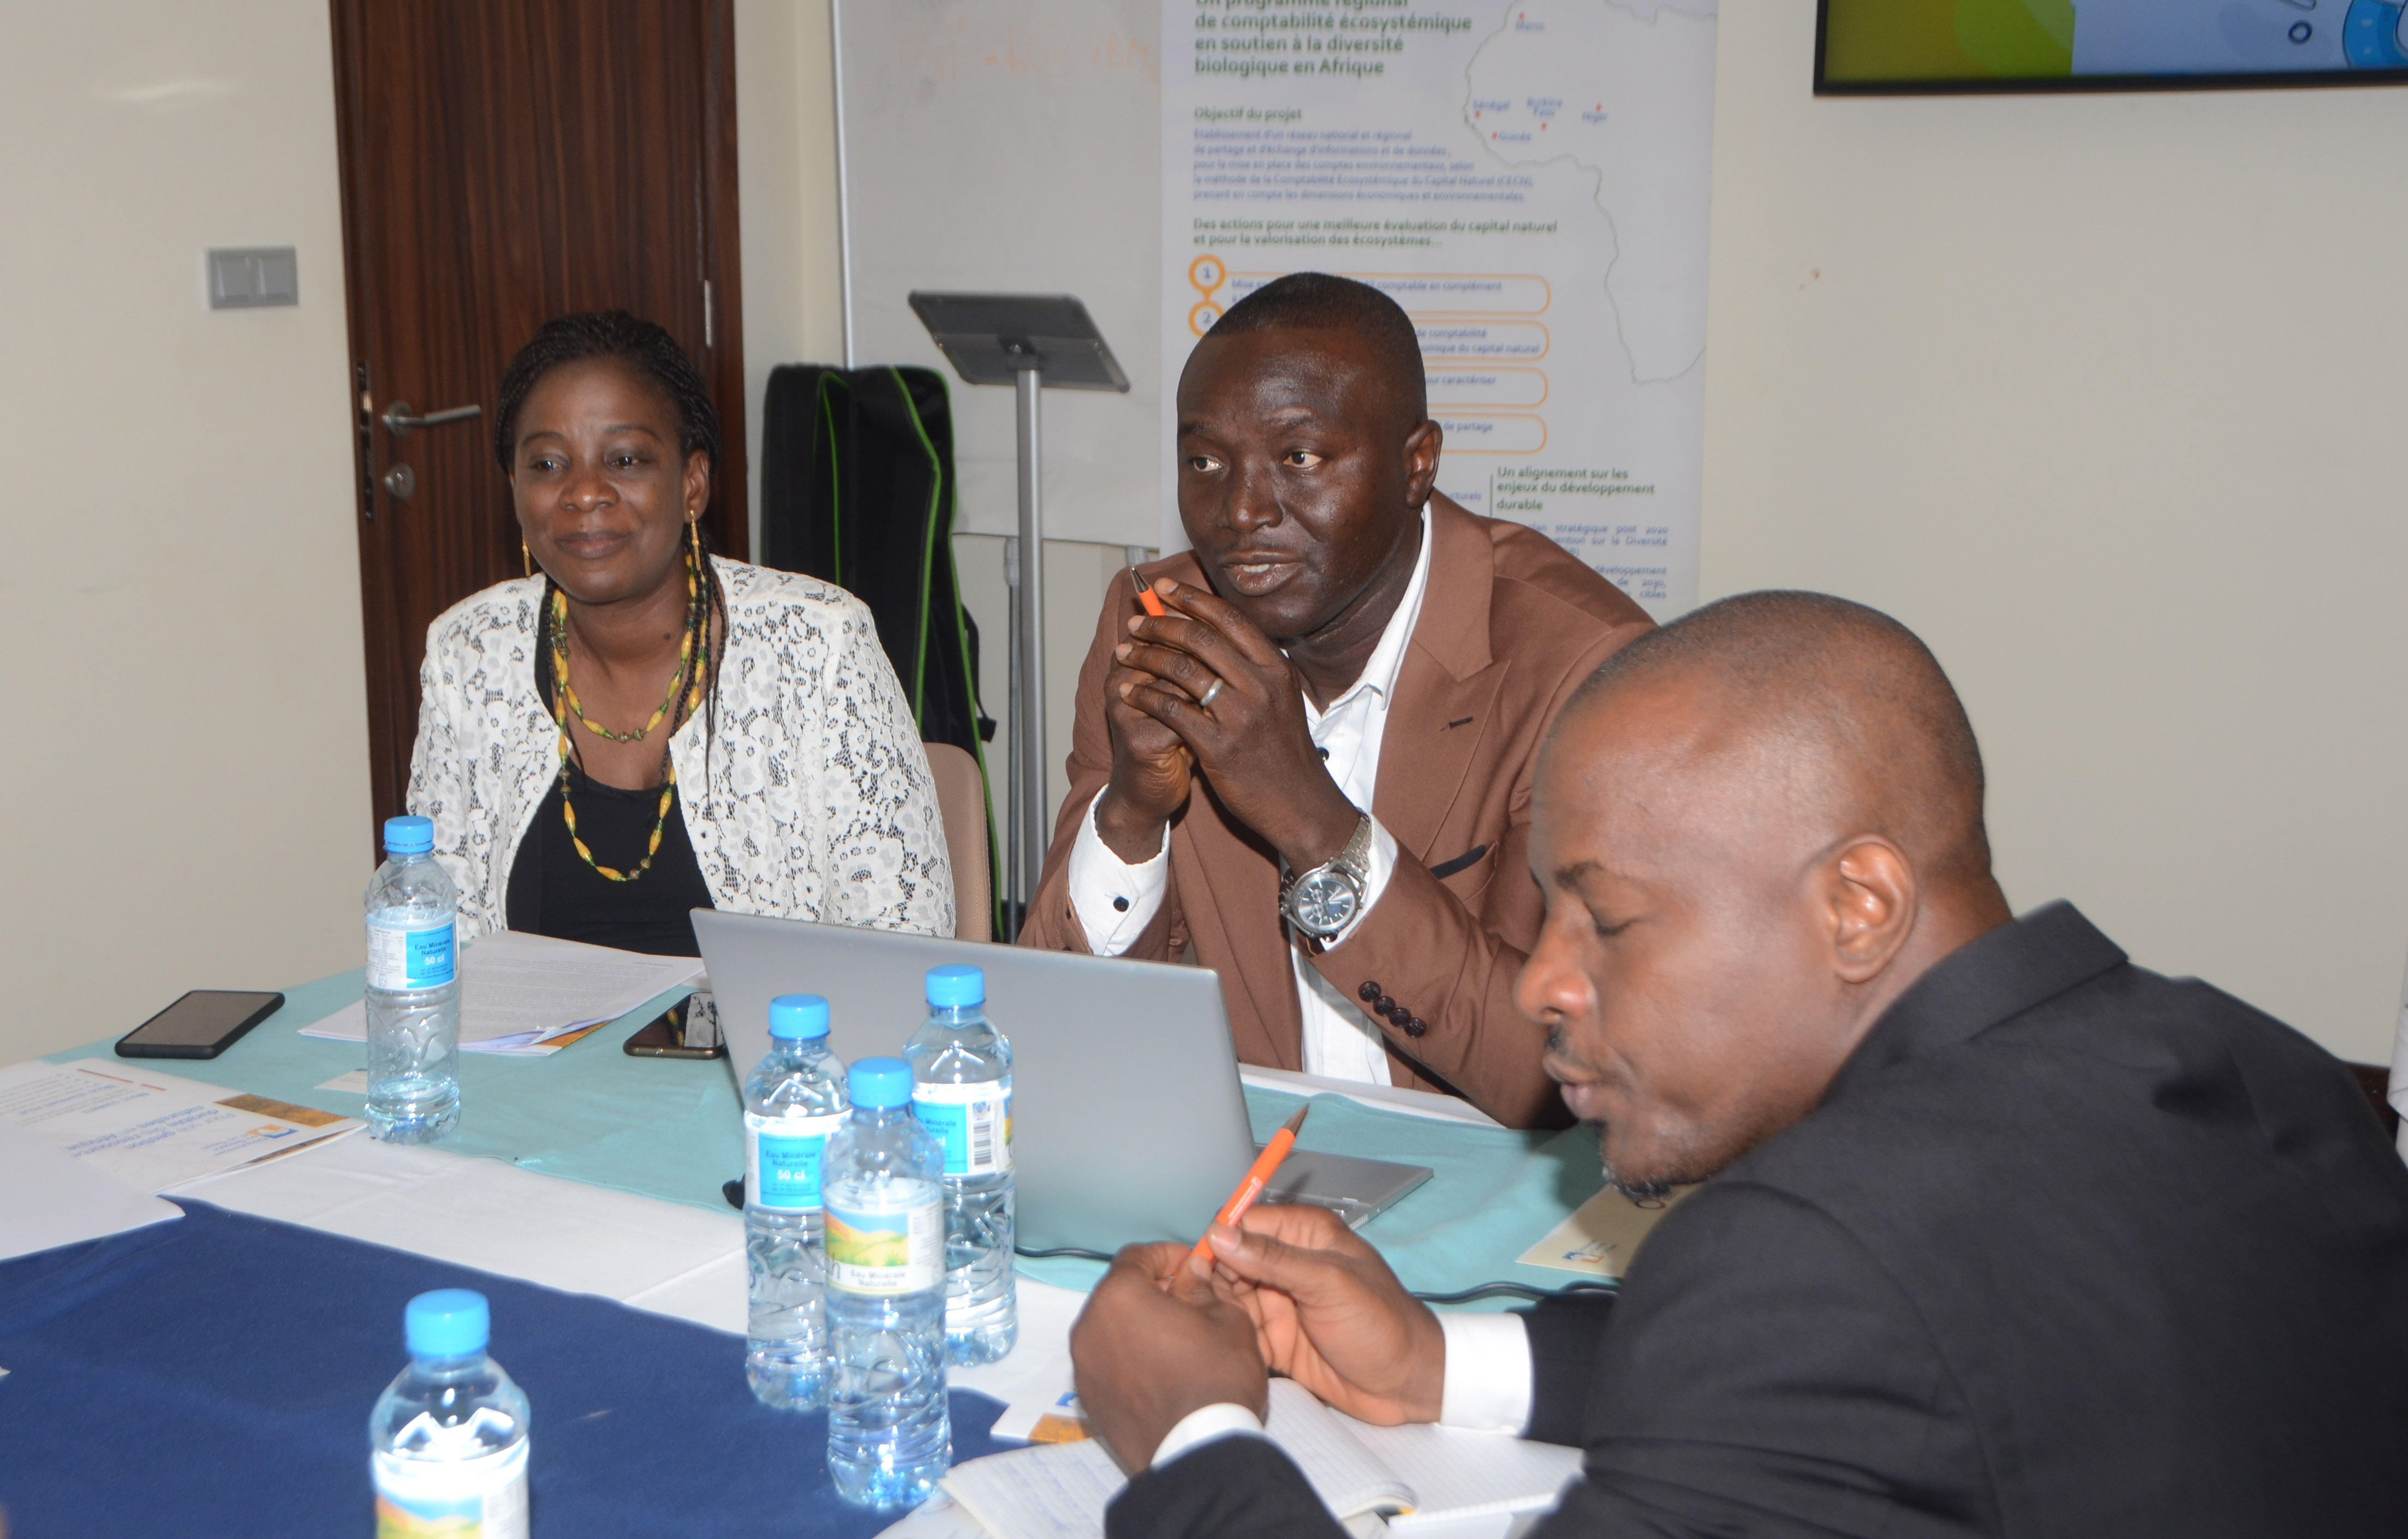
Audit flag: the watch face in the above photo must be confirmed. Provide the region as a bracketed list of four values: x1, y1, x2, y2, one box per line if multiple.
[1289, 867, 1362, 936]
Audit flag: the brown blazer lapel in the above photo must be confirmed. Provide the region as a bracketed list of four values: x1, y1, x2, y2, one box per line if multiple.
[1375, 497, 1505, 862]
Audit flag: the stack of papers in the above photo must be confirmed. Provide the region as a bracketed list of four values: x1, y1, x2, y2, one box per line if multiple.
[0, 1060, 368, 1260]
[300, 930, 702, 1056]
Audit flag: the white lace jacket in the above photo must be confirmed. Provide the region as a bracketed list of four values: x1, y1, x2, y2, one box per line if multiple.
[406, 558, 955, 941]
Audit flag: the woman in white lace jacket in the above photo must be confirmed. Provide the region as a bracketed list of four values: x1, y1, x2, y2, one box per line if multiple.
[407, 312, 952, 951]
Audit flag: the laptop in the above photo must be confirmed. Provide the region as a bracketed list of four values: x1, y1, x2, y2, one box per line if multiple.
[691, 910, 1432, 1255]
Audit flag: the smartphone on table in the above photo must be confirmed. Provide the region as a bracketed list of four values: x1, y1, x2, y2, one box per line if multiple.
[622, 992, 725, 1060]
[115, 990, 285, 1060]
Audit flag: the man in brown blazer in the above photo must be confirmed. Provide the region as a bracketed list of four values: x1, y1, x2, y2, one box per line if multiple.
[1016, 273, 1651, 1128]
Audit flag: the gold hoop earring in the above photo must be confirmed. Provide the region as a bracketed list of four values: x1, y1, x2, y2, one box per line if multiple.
[521, 538, 535, 579]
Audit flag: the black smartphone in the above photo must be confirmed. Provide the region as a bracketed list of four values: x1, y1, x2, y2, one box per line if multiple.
[622, 994, 725, 1060]
[116, 990, 285, 1060]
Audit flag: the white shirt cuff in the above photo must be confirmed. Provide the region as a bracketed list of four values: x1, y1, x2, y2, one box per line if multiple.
[1149, 1402, 1268, 1469]
[1438, 1311, 1534, 1433]
[1067, 794, 1170, 956]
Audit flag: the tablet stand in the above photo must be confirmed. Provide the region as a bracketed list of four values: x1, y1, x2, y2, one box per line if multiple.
[908, 293, 1130, 939]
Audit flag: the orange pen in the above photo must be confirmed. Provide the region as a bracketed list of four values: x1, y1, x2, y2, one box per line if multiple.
[1192, 1105, 1309, 1263]
[1131, 567, 1169, 617]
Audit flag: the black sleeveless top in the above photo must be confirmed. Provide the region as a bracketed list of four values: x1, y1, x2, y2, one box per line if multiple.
[504, 630, 714, 957]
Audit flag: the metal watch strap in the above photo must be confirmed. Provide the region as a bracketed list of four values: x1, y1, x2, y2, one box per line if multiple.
[1280, 812, 1376, 938]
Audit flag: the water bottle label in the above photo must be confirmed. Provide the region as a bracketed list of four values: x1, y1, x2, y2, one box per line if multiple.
[912, 1079, 1013, 1176]
[373, 1441, 528, 1538]
[824, 1194, 943, 1293]
[746, 1111, 845, 1210]
[368, 918, 455, 991]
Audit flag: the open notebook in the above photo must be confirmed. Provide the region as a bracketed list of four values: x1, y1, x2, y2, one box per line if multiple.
[940, 1380, 1583, 1539]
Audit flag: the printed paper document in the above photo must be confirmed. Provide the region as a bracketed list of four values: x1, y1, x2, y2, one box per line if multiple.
[300, 930, 701, 1055]
[0, 1060, 361, 1195]
[1516, 1183, 1693, 1279]
[0, 1118, 182, 1262]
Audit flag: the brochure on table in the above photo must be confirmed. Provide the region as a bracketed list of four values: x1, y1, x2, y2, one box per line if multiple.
[0, 1060, 361, 1198]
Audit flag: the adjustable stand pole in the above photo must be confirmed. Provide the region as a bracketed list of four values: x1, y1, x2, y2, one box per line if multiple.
[904, 293, 1127, 940]
[1009, 364, 1047, 938]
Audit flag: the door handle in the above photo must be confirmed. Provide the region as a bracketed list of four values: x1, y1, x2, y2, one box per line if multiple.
[380, 401, 482, 438]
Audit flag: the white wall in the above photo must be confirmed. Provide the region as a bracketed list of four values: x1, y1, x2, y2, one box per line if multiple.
[736, 0, 1124, 857]
[735, 0, 847, 557]
[1700, 2, 2408, 1063]
[0, 5, 371, 1060]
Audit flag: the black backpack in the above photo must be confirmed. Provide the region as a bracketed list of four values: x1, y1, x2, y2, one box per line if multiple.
[759, 363, 997, 928]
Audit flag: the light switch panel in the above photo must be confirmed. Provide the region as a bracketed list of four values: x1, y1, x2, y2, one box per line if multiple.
[206, 247, 299, 309]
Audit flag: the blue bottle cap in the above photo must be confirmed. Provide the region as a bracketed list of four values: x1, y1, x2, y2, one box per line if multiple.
[925, 963, 984, 1009]
[383, 816, 435, 857]
[768, 994, 830, 1041]
[849, 1057, 914, 1110]
[404, 1288, 489, 1358]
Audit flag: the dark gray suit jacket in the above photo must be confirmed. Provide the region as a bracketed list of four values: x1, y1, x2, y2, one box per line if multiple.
[1108, 904, 2408, 1537]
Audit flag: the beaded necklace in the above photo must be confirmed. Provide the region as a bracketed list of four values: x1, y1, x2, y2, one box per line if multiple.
[553, 547, 701, 742]
[546, 541, 712, 882]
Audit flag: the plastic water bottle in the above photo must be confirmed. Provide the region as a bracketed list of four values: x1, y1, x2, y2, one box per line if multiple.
[906, 964, 1017, 1365]
[371, 1289, 531, 1538]
[365, 815, 460, 1143]
[823, 1057, 951, 1508]
[743, 992, 847, 1410]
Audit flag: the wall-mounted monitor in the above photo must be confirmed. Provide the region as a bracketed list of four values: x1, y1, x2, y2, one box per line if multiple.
[1817, 0, 2408, 93]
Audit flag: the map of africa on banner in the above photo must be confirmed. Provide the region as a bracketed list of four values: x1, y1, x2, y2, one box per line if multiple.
[1161, 0, 1716, 618]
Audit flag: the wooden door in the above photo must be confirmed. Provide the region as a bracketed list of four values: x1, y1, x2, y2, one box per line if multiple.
[331, 0, 747, 830]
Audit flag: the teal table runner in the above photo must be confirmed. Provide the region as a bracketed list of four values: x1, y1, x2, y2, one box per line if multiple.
[56, 970, 1611, 1308]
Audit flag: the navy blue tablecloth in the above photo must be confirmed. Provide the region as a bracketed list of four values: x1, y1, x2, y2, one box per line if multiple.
[0, 1202, 1004, 1537]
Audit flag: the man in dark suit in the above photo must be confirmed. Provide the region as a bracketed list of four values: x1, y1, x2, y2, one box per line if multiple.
[1069, 592, 2408, 1537]
[1016, 273, 1652, 1128]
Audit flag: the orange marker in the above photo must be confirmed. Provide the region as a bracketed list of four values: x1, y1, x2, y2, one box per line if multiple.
[1131, 567, 1169, 617]
[1193, 1105, 1309, 1263]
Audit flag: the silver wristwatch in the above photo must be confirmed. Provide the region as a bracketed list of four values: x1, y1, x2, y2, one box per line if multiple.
[1280, 813, 1376, 941]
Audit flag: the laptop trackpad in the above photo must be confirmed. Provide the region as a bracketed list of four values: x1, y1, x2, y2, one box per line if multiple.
[1260, 1148, 1433, 1229]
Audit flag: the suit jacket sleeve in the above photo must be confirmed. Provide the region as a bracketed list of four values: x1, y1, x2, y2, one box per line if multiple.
[1309, 624, 1640, 1126]
[1519, 1292, 1619, 1448]
[1015, 568, 1186, 961]
[1107, 1435, 1348, 1539]
[1536, 1181, 1995, 1539]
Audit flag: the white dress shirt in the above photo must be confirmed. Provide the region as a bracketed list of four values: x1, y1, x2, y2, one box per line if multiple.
[1066, 509, 1434, 1085]
[1148, 1311, 1535, 1468]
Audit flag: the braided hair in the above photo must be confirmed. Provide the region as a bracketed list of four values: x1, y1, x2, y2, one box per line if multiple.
[499, 310, 728, 815]
[493, 309, 720, 473]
